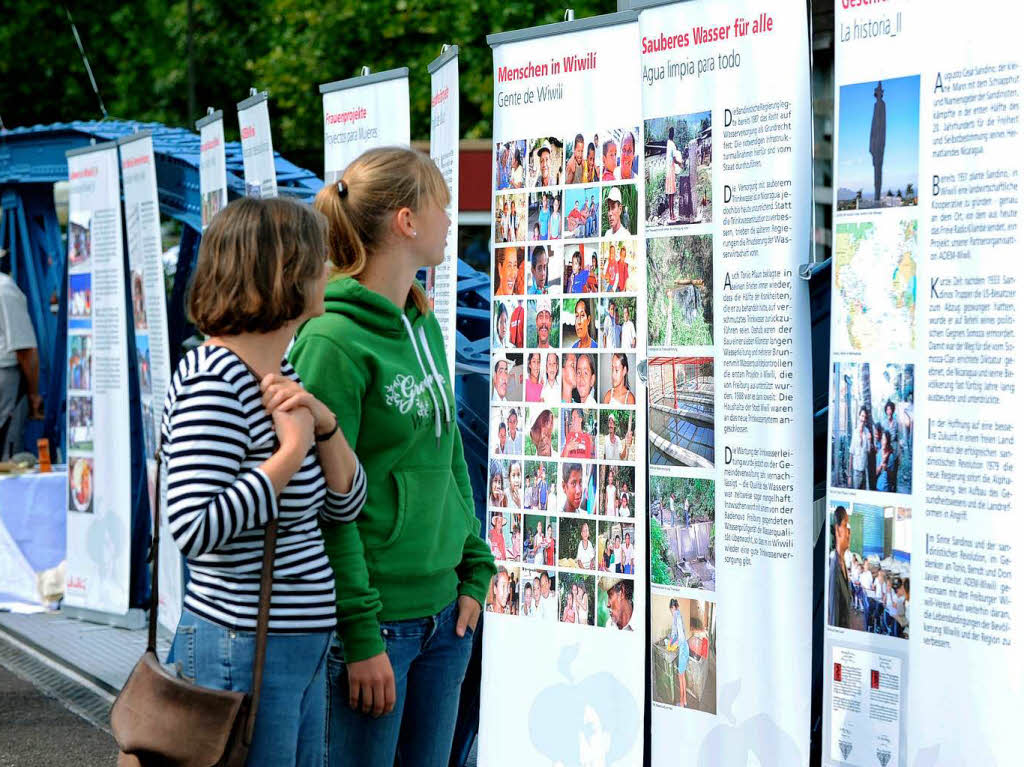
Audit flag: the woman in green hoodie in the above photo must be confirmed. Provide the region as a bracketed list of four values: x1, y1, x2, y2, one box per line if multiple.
[289, 147, 496, 767]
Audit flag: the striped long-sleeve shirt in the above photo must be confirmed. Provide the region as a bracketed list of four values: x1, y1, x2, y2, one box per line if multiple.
[161, 345, 366, 633]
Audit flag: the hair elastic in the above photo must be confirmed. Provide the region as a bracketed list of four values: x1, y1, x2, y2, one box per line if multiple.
[337, 179, 348, 198]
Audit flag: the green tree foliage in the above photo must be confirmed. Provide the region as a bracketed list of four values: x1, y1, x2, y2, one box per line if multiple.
[3, 1, 612, 169]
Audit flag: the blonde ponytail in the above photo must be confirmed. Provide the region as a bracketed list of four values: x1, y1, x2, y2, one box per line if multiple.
[313, 147, 450, 315]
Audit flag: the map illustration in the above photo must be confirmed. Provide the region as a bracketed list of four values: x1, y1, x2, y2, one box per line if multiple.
[833, 219, 917, 352]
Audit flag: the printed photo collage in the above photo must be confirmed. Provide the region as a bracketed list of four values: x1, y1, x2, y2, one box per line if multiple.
[643, 108, 719, 716]
[825, 75, 920, 652]
[67, 210, 95, 515]
[489, 128, 642, 632]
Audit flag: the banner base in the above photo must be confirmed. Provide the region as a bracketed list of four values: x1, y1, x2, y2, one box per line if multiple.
[63, 605, 147, 631]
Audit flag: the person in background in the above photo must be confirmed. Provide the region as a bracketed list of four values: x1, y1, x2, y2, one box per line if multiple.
[568, 252, 589, 295]
[575, 522, 595, 570]
[583, 142, 598, 183]
[605, 472, 617, 517]
[618, 132, 636, 180]
[565, 134, 585, 184]
[876, 430, 898, 493]
[829, 506, 852, 630]
[529, 246, 549, 295]
[522, 582, 533, 616]
[535, 464, 549, 512]
[294, 148, 496, 766]
[622, 533, 634, 574]
[620, 304, 637, 349]
[606, 581, 634, 631]
[509, 200, 520, 242]
[618, 492, 631, 518]
[489, 514, 508, 561]
[849, 406, 872, 490]
[601, 140, 618, 181]
[669, 598, 690, 705]
[509, 148, 525, 189]
[538, 194, 551, 241]
[561, 352, 580, 403]
[506, 408, 523, 455]
[165, 198, 367, 765]
[525, 353, 543, 402]
[541, 352, 560, 405]
[0, 264, 42, 459]
[604, 243, 618, 292]
[585, 253, 600, 293]
[616, 244, 630, 292]
[549, 196, 562, 240]
[571, 299, 597, 349]
[493, 302, 509, 349]
[545, 522, 556, 568]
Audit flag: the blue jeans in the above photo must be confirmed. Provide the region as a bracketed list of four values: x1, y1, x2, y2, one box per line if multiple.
[326, 599, 475, 767]
[170, 610, 331, 767]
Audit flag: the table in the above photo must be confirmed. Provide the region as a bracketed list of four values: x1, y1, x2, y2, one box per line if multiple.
[0, 470, 66, 606]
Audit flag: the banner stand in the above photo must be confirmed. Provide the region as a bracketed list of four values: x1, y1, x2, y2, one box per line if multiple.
[63, 604, 146, 630]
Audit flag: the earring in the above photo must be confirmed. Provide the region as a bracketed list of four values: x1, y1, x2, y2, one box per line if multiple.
[412, 231, 418, 238]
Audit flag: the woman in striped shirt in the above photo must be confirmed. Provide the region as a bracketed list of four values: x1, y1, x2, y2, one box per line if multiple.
[164, 197, 366, 766]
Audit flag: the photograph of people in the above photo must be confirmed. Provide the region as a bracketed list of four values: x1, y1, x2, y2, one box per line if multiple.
[131, 270, 148, 330]
[836, 76, 920, 210]
[492, 302, 510, 349]
[561, 407, 596, 460]
[136, 335, 152, 395]
[602, 127, 640, 180]
[526, 408, 556, 457]
[564, 132, 600, 184]
[558, 573, 595, 626]
[829, 502, 910, 638]
[494, 193, 527, 243]
[486, 566, 519, 615]
[602, 186, 636, 238]
[598, 522, 636, 575]
[528, 297, 559, 349]
[524, 515, 557, 568]
[650, 476, 716, 591]
[488, 459, 509, 508]
[529, 138, 564, 187]
[561, 352, 579, 403]
[560, 462, 586, 515]
[68, 212, 91, 268]
[489, 513, 511, 561]
[562, 245, 592, 295]
[524, 569, 558, 620]
[562, 298, 597, 349]
[505, 459, 524, 507]
[528, 192, 559, 242]
[491, 410, 509, 455]
[647, 235, 713, 347]
[541, 352, 560, 405]
[524, 461, 556, 512]
[491, 352, 523, 402]
[601, 411, 635, 463]
[562, 185, 600, 239]
[68, 273, 92, 328]
[651, 595, 717, 713]
[574, 353, 598, 405]
[602, 465, 635, 518]
[557, 519, 596, 571]
[495, 139, 527, 190]
[601, 353, 636, 405]
[621, 304, 637, 349]
[68, 395, 94, 451]
[524, 353, 544, 402]
[644, 112, 713, 227]
[830, 362, 914, 494]
[68, 335, 92, 391]
[528, 245, 558, 294]
[493, 246, 524, 296]
[597, 578, 636, 631]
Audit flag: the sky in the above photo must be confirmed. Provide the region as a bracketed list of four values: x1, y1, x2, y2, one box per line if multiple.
[836, 75, 920, 197]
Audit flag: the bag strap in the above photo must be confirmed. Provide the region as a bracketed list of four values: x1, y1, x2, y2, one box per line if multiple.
[150, 347, 280, 746]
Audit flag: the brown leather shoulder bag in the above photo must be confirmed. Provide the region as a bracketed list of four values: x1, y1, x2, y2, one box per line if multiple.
[110, 443, 278, 767]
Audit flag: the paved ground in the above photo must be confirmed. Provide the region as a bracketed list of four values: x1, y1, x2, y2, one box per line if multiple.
[0, 664, 116, 767]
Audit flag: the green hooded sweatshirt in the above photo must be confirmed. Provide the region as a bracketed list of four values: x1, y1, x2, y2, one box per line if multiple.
[289, 276, 495, 663]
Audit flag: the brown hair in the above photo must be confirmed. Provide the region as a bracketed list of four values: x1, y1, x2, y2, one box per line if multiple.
[188, 197, 325, 336]
[314, 147, 449, 315]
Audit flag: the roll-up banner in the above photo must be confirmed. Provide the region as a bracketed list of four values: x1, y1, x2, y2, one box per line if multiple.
[482, 12, 647, 766]
[237, 91, 278, 198]
[117, 133, 181, 634]
[825, 1, 1022, 765]
[637, 0, 814, 762]
[428, 46, 460, 383]
[320, 67, 411, 184]
[64, 142, 133, 614]
[196, 110, 229, 230]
